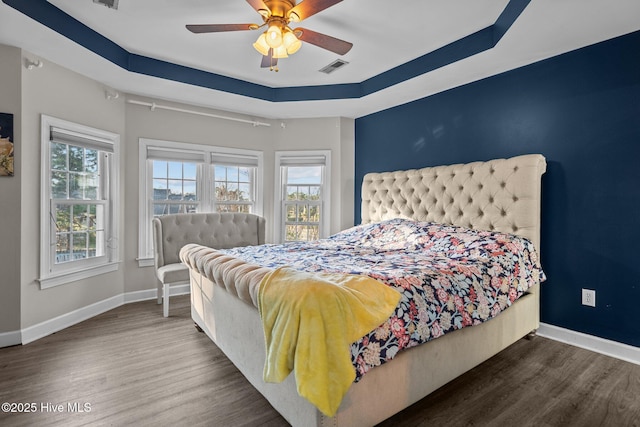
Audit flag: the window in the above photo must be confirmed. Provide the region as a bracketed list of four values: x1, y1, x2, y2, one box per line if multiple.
[275, 151, 331, 243]
[284, 166, 322, 241]
[40, 116, 120, 289]
[147, 146, 205, 216]
[211, 153, 259, 213]
[152, 161, 198, 215]
[138, 139, 262, 265]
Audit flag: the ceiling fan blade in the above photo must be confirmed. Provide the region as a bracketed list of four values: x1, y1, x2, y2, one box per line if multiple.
[186, 24, 255, 33]
[288, 0, 342, 21]
[246, 0, 271, 17]
[260, 50, 278, 68]
[295, 28, 352, 55]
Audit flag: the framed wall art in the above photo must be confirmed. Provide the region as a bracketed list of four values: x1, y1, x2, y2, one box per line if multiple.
[0, 112, 14, 176]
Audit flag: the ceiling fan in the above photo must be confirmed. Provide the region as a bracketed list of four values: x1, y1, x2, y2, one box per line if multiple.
[186, 0, 353, 71]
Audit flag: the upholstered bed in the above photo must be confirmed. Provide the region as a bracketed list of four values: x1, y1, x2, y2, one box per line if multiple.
[180, 154, 547, 426]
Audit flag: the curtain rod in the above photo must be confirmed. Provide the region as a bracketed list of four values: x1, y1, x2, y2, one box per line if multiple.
[127, 99, 271, 127]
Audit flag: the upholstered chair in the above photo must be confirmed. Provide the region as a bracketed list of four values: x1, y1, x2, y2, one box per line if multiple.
[152, 212, 266, 317]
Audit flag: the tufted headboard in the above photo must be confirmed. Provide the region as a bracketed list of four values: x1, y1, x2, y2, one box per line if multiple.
[153, 212, 266, 268]
[361, 154, 546, 251]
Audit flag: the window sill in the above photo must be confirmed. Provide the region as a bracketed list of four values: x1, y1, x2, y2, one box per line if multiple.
[39, 262, 120, 289]
[137, 257, 154, 268]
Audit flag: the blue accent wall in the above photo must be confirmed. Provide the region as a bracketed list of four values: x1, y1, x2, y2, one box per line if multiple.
[355, 30, 640, 347]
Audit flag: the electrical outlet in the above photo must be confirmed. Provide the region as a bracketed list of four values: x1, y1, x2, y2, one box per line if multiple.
[582, 289, 596, 307]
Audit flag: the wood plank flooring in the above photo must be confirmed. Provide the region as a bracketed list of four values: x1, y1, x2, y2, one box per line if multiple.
[1, 295, 639, 427]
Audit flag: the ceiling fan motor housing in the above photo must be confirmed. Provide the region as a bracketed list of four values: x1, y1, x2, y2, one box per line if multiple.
[264, 0, 297, 19]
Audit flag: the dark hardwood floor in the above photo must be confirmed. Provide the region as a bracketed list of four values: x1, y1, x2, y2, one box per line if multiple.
[1, 295, 638, 427]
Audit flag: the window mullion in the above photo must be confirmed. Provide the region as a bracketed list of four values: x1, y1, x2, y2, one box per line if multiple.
[250, 168, 256, 208]
[201, 163, 211, 212]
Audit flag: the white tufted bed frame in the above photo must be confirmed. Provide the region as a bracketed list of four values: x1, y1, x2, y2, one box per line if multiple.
[182, 154, 547, 427]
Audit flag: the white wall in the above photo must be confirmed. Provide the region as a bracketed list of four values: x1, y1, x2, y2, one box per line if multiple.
[0, 44, 22, 335]
[339, 117, 355, 230]
[20, 55, 126, 328]
[1, 43, 355, 340]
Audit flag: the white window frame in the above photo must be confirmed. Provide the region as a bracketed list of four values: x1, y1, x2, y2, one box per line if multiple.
[211, 152, 261, 214]
[138, 138, 263, 266]
[39, 115, 120, 289]
[274, 150, 331, 243]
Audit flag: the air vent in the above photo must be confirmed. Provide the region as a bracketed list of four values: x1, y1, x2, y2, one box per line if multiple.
[319, 59, 349, 74]
[93, 0, 119, 9]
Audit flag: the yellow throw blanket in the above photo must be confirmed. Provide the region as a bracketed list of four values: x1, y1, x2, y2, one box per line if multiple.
[258, 267, 401, 417]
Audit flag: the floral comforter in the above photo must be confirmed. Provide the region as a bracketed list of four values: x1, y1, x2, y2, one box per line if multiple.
[220, 218, 545, 382]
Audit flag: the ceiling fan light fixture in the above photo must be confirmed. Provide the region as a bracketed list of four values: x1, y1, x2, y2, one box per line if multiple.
[253, 33, 271, 56]
[266, 24, 283, 48]
[283, 30, 302, 54]
[272, 45, 289, 59]
[288, 11, 301, 23]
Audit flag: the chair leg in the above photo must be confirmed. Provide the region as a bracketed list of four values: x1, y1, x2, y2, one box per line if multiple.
[157, 281, 163, 305]
[163, 283, 170, 317]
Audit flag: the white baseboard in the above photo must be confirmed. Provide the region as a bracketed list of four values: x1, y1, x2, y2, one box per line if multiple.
[21, 294, 125, 345]
[123, 284, 190, 304]
[6, 285, 191, 347]
[538, 322, 640, 366]
[0, 330, 22, 348]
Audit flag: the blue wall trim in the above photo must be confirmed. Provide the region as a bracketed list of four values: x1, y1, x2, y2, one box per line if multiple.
[128, 54, 274, 101]
[493, 0, 531, 43]
[362, 27, 496, 96]
[3, 0, 529, 103]
[4, 0, 130, 68]
[354, 30, 640, 348]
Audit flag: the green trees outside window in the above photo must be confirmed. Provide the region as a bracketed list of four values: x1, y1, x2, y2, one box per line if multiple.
[50, 142, 105, 263]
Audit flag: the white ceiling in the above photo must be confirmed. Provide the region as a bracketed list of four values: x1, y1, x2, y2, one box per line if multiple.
[1, 0, 639, 119]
